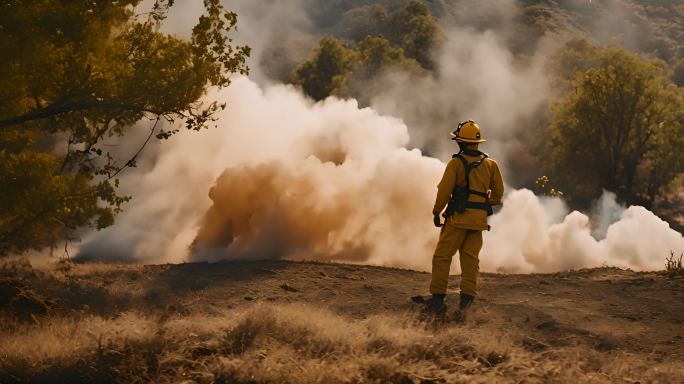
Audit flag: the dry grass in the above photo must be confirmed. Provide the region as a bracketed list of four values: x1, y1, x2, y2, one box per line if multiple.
[665, 251, 684, 276]
[2, 257, 683, 383]
[1, 303, 681, 384]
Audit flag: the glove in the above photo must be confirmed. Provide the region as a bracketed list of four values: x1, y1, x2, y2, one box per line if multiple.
[433, 214, 444, 227]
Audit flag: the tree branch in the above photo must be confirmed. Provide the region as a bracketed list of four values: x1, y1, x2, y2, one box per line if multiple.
[0, 100, 168, 129]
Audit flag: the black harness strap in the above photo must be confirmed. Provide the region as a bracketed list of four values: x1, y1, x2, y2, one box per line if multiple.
[450, 151, 493, 216]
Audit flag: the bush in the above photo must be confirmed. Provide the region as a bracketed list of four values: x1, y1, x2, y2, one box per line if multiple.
[665, 251, 684, 276]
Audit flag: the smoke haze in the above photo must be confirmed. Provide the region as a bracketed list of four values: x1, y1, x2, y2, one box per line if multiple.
[76, 0, 684, 271]
[367, 26, 554, 179]
[77, 76, 683, 272]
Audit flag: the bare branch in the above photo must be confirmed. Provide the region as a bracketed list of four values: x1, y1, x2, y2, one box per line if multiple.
[0, 101, 168, 129]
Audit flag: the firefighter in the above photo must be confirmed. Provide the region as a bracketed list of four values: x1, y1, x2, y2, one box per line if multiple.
[418, 119, 504, 317]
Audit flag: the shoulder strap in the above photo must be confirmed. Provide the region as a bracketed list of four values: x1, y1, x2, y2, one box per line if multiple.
[446, 153, 493, 217]
[454, 152, 488, 192]
[453, 153, 471, 191]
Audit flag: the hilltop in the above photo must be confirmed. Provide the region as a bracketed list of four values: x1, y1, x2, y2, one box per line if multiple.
[269, 0, 684, 77]
[1, 258, 683, 383]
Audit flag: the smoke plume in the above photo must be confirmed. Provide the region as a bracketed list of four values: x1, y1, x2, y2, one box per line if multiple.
[367, 25, 554, 182]
[76, 76, 683, 272]
[76, 0, 683, 271]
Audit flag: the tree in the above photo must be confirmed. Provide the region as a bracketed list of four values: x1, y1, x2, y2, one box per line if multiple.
[342, 35, 422, 102]
[288, 0, 443, 100]
[290, 36, 360, 101]
[673, 58, 684, 86]
[389, 0, 442, 70]
[0, 0, 249, 255]
[355, 35, 421, 77]
[546, 38, 600, 93]
[544, 44, 684, 208]
[336, 4, 389, 42]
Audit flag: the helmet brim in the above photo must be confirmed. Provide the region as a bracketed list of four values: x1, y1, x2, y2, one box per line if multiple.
[452, 137, 486, 143]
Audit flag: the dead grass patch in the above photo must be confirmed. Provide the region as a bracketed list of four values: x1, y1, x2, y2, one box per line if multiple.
[665, 251, 684, 276]
[1, 258, 682, 383]
[1, 303, 682, 383]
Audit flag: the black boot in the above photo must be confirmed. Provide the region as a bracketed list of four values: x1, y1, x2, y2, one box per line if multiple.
[426, 294, 446, 314]
[411, 293, 447, 317]
[459, 293, 474, 311]
[452, 293, 474, 323]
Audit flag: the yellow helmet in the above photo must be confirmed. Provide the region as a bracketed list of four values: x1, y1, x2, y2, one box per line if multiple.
[451, 119, 486, 143]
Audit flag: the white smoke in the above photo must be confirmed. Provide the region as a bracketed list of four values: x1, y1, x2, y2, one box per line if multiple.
[76, 0, 683, 271]
[483, 189, 683, 273]
[591, 190, 625, 238]
[77, 76, 683, 272]
[368, 26, 553, 170]
[141, 0, 316, 85]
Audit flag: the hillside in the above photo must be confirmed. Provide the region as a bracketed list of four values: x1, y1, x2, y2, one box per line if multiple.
[2, 258, 683, 383]
[271, 0, 684, 73]
[265, 0, 684, 232]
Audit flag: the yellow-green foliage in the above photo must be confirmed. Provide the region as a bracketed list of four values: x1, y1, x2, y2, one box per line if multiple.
[535, 176, 564, 198]
[290, 0, 440, 101]
[290, 36, 361, 101]
[336, 4, 390, 42]
[0, 1, 249, 255]
[388, 0, 442, 70]
[672, 58, 684, 86]
[355, 35, 422, 77]
[544, 42, 684, 208]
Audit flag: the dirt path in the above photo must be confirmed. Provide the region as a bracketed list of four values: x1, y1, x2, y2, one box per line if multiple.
[73, 260, 684, 360]
[2, 259, 683, 383]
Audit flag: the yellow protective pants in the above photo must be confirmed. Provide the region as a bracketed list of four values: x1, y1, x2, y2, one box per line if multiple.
[429, 225, 483, 297]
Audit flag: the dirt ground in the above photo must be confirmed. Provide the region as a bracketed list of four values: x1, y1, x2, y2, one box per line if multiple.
[1, 258, 683, 383]
[140, 260, 684, 355]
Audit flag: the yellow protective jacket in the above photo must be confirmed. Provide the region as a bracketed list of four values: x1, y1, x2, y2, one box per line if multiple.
[432, 153, 504, 231]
